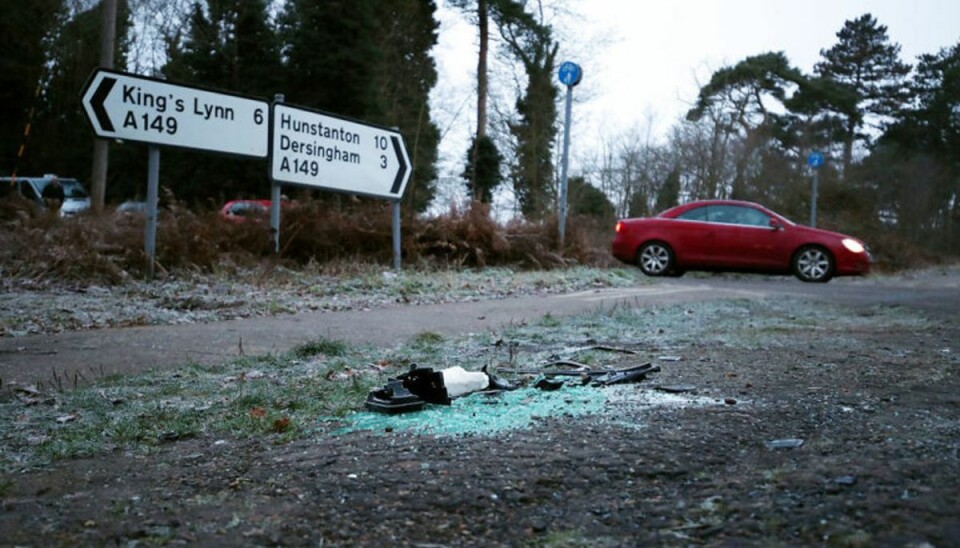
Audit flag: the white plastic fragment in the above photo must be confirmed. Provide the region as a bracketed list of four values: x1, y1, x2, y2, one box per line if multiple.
[441, 366, 490, 398]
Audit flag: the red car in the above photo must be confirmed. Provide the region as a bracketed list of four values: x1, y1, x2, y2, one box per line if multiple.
[612, 200, 870, 283]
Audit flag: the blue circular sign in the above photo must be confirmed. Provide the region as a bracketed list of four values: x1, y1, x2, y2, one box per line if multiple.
[807, 151, 825, 169]
[558, 61, 582, 87]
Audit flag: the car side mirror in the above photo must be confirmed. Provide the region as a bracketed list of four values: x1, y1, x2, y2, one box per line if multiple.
[769, 219, 783, 230]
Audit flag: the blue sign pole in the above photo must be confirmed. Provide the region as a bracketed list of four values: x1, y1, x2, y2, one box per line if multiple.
[557, 61, 582, 248]
[807, 151, 824, 227]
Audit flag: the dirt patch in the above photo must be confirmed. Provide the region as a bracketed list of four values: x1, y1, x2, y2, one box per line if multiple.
[1, 297, 959, 546]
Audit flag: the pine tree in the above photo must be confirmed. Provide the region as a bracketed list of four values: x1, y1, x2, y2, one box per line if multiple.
[814, 13, 911, 173]
[279, 0, 381, 119]
[872, 41, 960, 251]
[32, 1, 130, 183]
[372, 0, 441, 214]
[463, 135, 501, 203]
[162, 0, 282, 202]
[654, 169, 681, 213]
[0, 0, 62, 175]
[687, 52, 805, 199]
[567, 176, 614, 222]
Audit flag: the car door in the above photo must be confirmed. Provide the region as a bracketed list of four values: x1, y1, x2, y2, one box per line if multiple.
[670, 205, 717, 266]
[708, 205, 783, 268]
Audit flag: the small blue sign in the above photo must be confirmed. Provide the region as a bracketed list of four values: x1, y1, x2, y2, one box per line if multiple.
[558, 61, 582, 87]
[807, 151, 825, 169]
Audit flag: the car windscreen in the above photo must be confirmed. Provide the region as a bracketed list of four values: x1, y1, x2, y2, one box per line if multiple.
[59, 179, 89, 199]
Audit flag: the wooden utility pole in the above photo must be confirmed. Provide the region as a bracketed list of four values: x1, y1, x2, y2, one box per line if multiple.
[90, 0, 117, 213]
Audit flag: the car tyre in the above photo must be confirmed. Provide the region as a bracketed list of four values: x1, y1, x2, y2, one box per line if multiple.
[637, 242, 675, 277]
[792, 246, 834, 283]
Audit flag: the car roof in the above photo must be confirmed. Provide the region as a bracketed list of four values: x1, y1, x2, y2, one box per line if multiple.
[660, 199, 772, 216]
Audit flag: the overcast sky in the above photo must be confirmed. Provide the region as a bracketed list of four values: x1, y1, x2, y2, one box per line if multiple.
[429, 0, 960, 186]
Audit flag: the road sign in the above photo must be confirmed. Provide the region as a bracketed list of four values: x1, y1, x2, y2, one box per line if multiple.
[807, 151, 825, 169]
[558, 61, 583, 87]
[270, 103, 411, 200]
[80, 68, 269, 158]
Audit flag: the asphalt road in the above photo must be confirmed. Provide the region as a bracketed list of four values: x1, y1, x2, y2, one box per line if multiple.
[1, 272, 957, 387]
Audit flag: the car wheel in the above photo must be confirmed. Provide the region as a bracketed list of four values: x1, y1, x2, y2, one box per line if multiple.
[792, 246, 834, 283]
[637, 242, 675, 277]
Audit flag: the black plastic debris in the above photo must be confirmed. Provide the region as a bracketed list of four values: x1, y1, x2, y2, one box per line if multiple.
[364, 360, 658, 415]
[656, 384, 698, 394]
[483, 364, 518, 391]
[590, 363, 661, 386]
[366, 364, 520, 414]
[534, 378, 564, 391]
[397, 365, 451, 405]
[365, 379, 425, 414]
[504, 362, 659, 386]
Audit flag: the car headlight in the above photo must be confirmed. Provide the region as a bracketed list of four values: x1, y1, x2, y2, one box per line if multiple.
[842, 238, 865, 253]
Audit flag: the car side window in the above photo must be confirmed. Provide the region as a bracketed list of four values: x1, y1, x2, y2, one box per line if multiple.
[706, 205, 739, 224]
[735, 206, 771, 227]
[676, 206, 708, 221]
[707, 205, 770, 227]
[231, 203, 266, 217]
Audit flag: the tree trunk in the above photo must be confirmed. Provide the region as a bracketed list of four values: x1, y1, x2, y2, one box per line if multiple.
[90, 0, 117, 213]
[476, 0, 488, 138]
[842, 119, 855, 177]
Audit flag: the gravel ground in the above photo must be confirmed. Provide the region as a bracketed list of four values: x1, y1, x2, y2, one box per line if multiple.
[1, 266, 958, 546]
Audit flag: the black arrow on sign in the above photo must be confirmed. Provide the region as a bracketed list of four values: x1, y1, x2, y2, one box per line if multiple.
[390, 135, 407, 195]
[90, 76, 117, 132]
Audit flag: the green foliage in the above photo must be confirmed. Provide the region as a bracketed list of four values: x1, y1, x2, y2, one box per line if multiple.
[23, 1, 131, 182]
[567, 176, 614, 223]
[279, 0, 381, 119]
[165, 0, 282, 97]
[293, 338, 349, 358]
[687, 52, 805, 124]
[500, 5, 559, 220]
[4, 1, 440, 214]
[813, 13, 911, 170]
[653, 170, 681, 213]
[158, 0, 283, 203]
[686, 52, 806, 200]
[679, 13, 957, 255]
[0, 0, 62, 175]
[372, 0, 442, 214]
[463, 135, 502, 203]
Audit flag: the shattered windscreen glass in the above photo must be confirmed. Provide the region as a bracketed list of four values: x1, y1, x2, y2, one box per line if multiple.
[332, 385, 608, 437]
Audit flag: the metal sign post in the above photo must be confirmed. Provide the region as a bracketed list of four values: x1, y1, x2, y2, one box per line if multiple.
[145, 145, 160, 280]
[392, 200, 402, 270]
[557, 61, 582, 248]
[807, 151, 824, 227]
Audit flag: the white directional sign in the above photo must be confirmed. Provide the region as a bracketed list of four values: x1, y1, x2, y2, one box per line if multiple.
[80, 68, 269, 158]
[270, 104, 411, 200]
